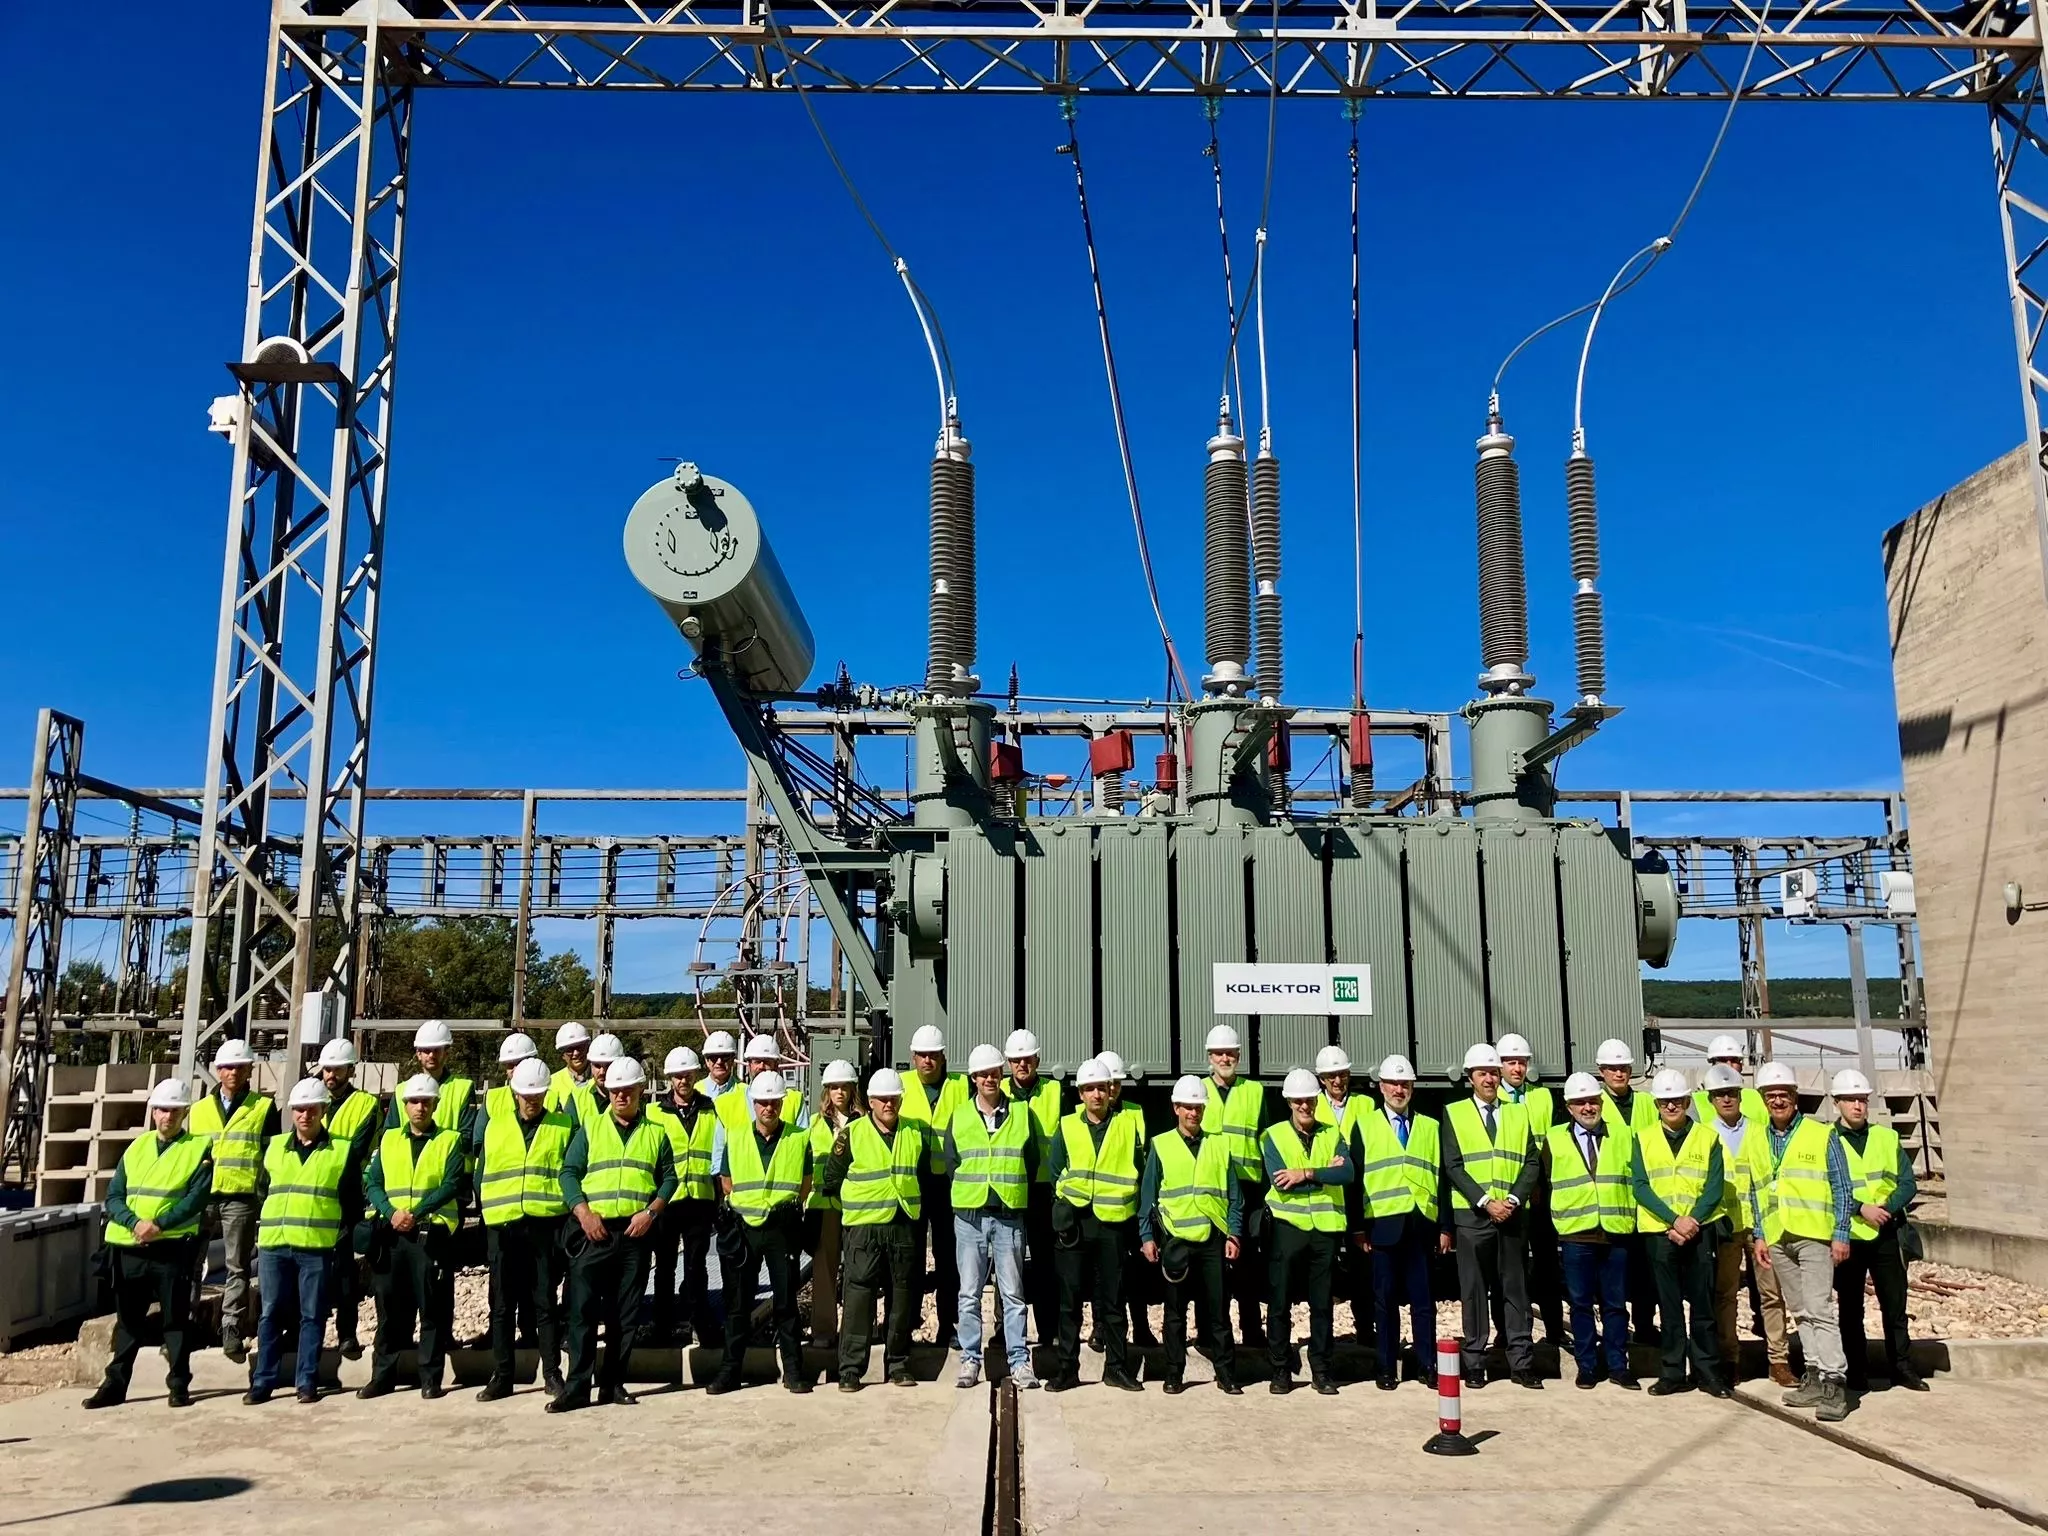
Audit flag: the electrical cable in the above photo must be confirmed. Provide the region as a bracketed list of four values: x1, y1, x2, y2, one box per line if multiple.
[1204, 105, 1248, 439]
[1058, 100, 1195, 702]
[1346, 104, 1365, 713]
[1217, 0, 1283, 430]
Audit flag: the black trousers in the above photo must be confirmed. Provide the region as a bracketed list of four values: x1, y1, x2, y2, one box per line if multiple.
[563, 1222, 652, 1400]
[100, 1239, 197, 1399]
[1024, 1184, 1058, 1344]
[486, 1217, 563, 1387]
[1621, 1231, 1659, 1340]
[1371, 1217, 1438, 1374]
[1125, 1235, 1161, 1342]
[1228, 1188, 1268, 1341]
[1837, 1225, 1912, 1389]
[1647, 1228, 1722, 1384]
[918, 1174, 957, 1342]
[1455, 1211, 1533, 1375]
[1053, 1208, 1130, 1379]
[1335, 1234, 1374, 1346]
[1268, 1221, 1337, 1381]
[1160, 1232, 1235, 1386]
[331, 1244, 365, 1349]
[368, 1226, 455, 1389]
[719, 1203, 805, 1385]
[839, 1217, 919, 1383]
[1504, 1205, 1568, 1344]
[651, 1197, 715, 1343]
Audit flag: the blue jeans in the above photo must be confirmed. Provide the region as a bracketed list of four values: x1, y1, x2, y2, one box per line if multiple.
[954, 1208, 1030, 1372]
[1559, 1239, 1630, 1378]
[254, 1246, 332, 1394]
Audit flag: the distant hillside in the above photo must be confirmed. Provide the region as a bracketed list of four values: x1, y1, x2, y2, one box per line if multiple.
[1642, 977, 1904, 1019]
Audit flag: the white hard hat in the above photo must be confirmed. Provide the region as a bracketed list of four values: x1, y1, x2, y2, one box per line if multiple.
[1756, 1061, 1799, 1091]
[587, 1033, 624, 1065]
[400, 1072, 441, 1102]
[908, 1026, 946, 1055]
[555, 1021, 592, 1050]
[511, 1059, 552, 1096]
[1702, 1064, 1745, 1093]
[288, 1078, 330, 1110]
[1314, 1045, 1352, 1076]
[1096, 1050, 1129, 1082]
[1496, 1033, 1533, 1060]
[1595, 1038, 1633, 1069]
[212, 1039, 256, 1069]
[1281, 1068, 1320, 1101]
[1650, 1068, 1691, 1101]
[1171, 1074, 1207, 1107]
[1562, 1072, 1602, 1102]
[498, 1032, 538, 1066]
[966, 1044, 1006, 1075]
[747, 1069, 788, 1104]
[413, 1019, 454, 1050]
[1376, 1054, 1417, 1084]
[1707, 1034, 1745, 1062]
[702, 1030, 737, 1057]
[821, 1059, 859, 1086]
[743, 1035, 780, 1064]
[605, 1057, 646, 1091]
[663, 1046, 703, 1077]
[1830, 1068, 1874, 1098]
[1204, 1025, 1242, 1053]
[1003, 1029, 1040, 1060]
[1462, 1043, 1503, 1074]
[317, 1039, 357, 1070]
[147, 1078, 192, 1111]
[867, 1068, 905, 1099]
[1074, 1058, 1112, 1088]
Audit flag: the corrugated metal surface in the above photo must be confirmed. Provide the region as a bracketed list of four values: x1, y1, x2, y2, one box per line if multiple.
[1406, 820, 1484, 1079]
[1023, 823, 1095, 1073]
[1251, 827, 1330, 1073]
[1327, 820, 1410, 1075]
[1099, 821, 1172, 1079]
[1175, 828, 1249, 1074]
[1480, 823, 1565, 1073]
[949, 826, 1018, 1043]
[889, 919, 945, 1065]
[1559, 822, 1643, 1074]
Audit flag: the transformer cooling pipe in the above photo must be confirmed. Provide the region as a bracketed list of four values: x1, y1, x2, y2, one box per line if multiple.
[1565, 441, 1607, 706]
[1474, 407, 1531, 696]
[926, 419, 976, 696]
[1251, 445, 1283, 703]
[1203, 403, 1251, 695]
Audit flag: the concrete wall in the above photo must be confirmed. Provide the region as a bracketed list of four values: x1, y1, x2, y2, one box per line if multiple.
[1885, 444, 2048, 1238]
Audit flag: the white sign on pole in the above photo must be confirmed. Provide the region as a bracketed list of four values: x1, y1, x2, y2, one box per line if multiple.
[1211, 963, 1372, 1016]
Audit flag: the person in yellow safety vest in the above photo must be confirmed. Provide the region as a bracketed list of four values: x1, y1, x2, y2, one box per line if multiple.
[188, 1036, 278, 1366]
[1357, 1054, 1449, 1392]
[85, 1078, 214, 1410]
[823, 1068, 929, 1392]
[1139, 1075, 1242, 1395]
[360, 1073, 469, 1400]
[1829, 1068, 1925, 1395]
[1262, 1068, 1354, 1396]
[707, 1069, 812, 1396]
[1043, 1057, 1144, 1393]
[1747, 1060, 1855, 1423]
[1701, 1061, 1790, 1386]
[554, 1057, 677, 1412]
[1543, 1073, 1638, 1391]
[1594, 1036, 1662, 1347]
[247, 1078, 367, 1405]
[573, 1034, 627, 1129]
[1633, 1069, 1729, 1398]
[1497, 1033, 1568, 1351]
[1312, 1045, 1375, 1354]
[645, 1045, 718, 1349]
[547, 1021, 596, 1115]
[381, 1019, 478, 1141]
[946, 1044, 1040, 1390]
[314, 1038, 381, 1362]
[473, 1056, 571, 1403]
[898, 1025, 970, 1349]
[487, 1032, 540, 1121]
[697, 1030, 740, 1102]
[710, 1035, 809, 1337]
[1201, 1024, 1271, 1351]
[1444, 1042, 1540, 1390]
[1002, 1028, 1065, 1347]
[807, 1060, 861, 1353]
[1094, 1049, 1158, 1349]
[1693, 1035, 1769, 1127]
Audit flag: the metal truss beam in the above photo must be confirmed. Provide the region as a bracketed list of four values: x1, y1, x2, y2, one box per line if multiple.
[1, 711, 82, 1184]
[1992, 64, 2048, 602]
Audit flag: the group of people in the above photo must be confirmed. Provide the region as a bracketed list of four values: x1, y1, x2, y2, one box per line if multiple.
[84, 1019, 1921, 1423]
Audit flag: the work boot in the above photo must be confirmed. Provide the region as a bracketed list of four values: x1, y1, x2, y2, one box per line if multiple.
[542, 1367, 567, 1401]
[420, 1384, 447, 1400]
[703, 1377, 742, 1396]
[1815, 1376, 1850, 1422]
[1647, 1379, 1693, 1397]
[1269, 1376, 1292, 1396]
[1511, 1372, 1543, 1391]
[599, 1386, 639, 1406]
[1782, 1369, 1824, 1409]
[1101, 1369, 1143, 1393]
[1769, 1363, 1797, 1389]
[1312, 1376, 1339, 1397]
[544, 1393, 587, 1413]
[887, 1366, 917, 1387]
[296, 1388, 320, 1405]
[82, 1384, 124, 1410]
[1162, 1380, 1186, 1395]
[356, 1379, 395, 1401]
[476, 1379, 513, 1403]
[167, 1387, 193, 1409]
[839, 1378, 863, 1393]
[1044, 1373, 1080, 1393]
[338, 1337, 363, 1362]
[222, 1338, 248, 1365]
[1607, 1371, 1641, 1391]
[1216, 1377, 1242, 1396]
[1894, 1362, 1930, 1392]
[241, 1388, 271, 1405]
[784, 1377, 813, 1395]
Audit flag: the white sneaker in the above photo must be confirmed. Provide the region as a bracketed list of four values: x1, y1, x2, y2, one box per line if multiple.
[1011, 1368, 1041, 1390]
[956, 1362, 982, 1389]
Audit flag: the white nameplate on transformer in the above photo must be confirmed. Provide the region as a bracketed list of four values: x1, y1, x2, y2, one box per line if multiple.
[1211, 963, 1372, 1016]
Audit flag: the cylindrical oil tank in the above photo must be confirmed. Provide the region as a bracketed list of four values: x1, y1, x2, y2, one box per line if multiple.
[622, 465, 816, 694]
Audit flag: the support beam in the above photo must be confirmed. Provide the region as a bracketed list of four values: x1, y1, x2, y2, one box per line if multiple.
[1, 710, 82, 1185]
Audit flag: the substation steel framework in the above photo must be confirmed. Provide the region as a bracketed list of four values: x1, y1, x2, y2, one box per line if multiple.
[182, 0, 2048, 1079]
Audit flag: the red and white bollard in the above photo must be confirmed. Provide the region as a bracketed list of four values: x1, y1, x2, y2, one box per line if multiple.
[1424, 1337, 1479, 1456]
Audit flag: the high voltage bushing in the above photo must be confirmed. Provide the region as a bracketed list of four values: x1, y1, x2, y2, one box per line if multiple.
[1474, 416, 1531, 695]
[1565, 447, 1606, 705]
[1204, 408, 1251, 693]
[1251, 448, 1283, 702]
[927, 424, 977, 695]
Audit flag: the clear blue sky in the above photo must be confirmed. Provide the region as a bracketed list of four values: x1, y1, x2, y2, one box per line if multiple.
[0, 6, 2014, 988]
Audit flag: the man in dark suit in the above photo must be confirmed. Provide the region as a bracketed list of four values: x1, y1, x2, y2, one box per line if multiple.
[1443, 1042, 1542, 1389]
[1354, 1054, 1450, 1389]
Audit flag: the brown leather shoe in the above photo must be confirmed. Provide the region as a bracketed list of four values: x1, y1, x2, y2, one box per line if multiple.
[1769, 1363, 1797, 1388]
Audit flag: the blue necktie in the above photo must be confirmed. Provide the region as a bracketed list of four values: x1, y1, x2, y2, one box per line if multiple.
[1483, 1103, 1497, 1141]
[1396, 1115, 1409, 1148]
